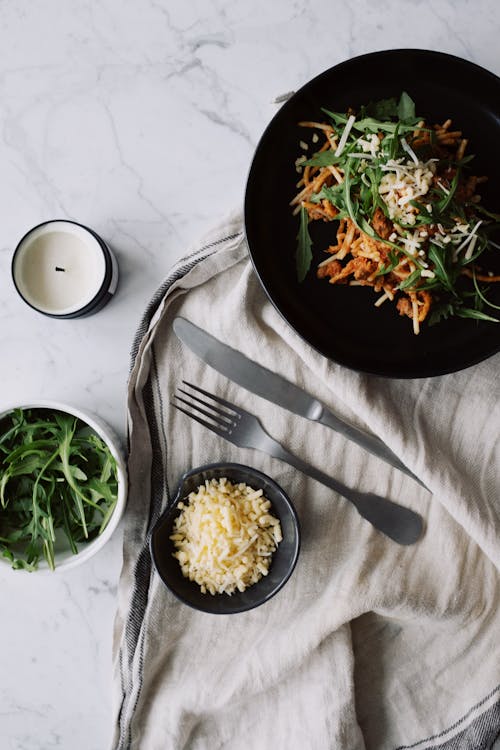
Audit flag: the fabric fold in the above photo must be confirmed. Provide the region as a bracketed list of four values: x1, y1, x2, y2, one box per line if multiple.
[111, 212, 499, 750]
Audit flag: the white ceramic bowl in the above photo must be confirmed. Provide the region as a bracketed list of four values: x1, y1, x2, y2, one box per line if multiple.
[0, 400, 128, 572]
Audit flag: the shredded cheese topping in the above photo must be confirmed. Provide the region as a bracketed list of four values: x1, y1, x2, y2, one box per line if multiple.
[334, 114, 356, 157]
[170, 477, 283, 595]
[376, 153, 482, 277]
[379, 157, 436, 225]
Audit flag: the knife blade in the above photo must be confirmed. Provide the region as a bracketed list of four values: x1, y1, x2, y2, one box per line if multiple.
[173, 317, 425, 487]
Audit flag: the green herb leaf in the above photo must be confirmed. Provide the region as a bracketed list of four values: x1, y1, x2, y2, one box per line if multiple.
[296, 206, 313, 282]
[388, 121, 401, 160]
[312, 184, 345, 203]
[397, 91, 416, 122]
[428, 301, 456, 326]
[435, 171, 460, 214]
[428, 244, 455, 292]
[455, 307, 499, 322]
[369, 96, 399, 120]
[398, 268, 422, 290]
[304, 152, 341, 167]
[321, 108, 348, 127]
[473, 204, 500, 222]
[351, 117, 417, 135]
[471, 269, 500, 311]
[376, 250, 400, 276]
[0, 408, 119, 571]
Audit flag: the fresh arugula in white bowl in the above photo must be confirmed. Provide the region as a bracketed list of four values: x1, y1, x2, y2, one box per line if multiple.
[0, 401, 127, 572]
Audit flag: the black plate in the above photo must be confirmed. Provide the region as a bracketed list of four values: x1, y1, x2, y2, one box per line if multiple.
[244, 49, 500, 378]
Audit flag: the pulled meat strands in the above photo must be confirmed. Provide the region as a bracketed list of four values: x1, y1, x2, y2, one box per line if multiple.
[291, 123, 338, 216]
[396, 291, 432, 335]
[315, 215, 432, 334]
[302, 198, 338, 222]
[318, 256, 380, 285]
[292, 168, 331, 212]
[371, 208, 393, 240]
[413, 118, 465, 153]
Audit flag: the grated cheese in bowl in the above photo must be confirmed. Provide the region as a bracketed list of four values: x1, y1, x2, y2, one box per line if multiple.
[170, 477, 283, 595]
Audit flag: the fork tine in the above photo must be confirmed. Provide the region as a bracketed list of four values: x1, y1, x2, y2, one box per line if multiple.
[182, 381, 245, 416]
[171, 402, 229, 439]
[174, 393, 232, 430]
[177, 387, 234, 423]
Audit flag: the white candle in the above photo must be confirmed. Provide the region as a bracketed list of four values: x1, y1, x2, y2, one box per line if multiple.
[12, 221, 118, 318]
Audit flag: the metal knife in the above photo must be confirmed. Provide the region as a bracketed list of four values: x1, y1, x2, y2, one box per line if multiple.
[173, 317, 425, 487]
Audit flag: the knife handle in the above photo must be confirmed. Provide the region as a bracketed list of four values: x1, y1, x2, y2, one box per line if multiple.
[264, 437, 423, 545]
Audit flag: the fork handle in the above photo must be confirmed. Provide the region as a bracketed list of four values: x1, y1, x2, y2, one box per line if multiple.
[260, 435, 423, 545]
[318, 409, 427, 489]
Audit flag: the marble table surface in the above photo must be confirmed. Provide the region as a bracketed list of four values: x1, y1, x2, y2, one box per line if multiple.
[0, 2, 499, 748]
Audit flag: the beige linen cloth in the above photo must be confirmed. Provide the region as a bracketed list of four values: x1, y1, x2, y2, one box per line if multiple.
[111, 212, 500, 750]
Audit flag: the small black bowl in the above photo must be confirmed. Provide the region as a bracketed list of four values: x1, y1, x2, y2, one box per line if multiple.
[150, 462, 300, 614]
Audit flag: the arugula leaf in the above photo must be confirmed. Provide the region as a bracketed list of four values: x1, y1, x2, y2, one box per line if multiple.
[322, 93, 418, 138]
[343, 164, 366, 234]
[428, 243, 456, 292]
[454, 153, 475, 167]
[363, 92, 415, 122]
[473, 204, 500, 222]
[0, 408, 119, 571]
[296, 206, 313, 282]
[304, 152, 342, 167]
[398, 269, 422, 290]
[321, 108, 348, 127]
[369, 96, 399, 120]
[435, 171, 460, 214]
[388, 121, 401, 160]
[471, 269, 500, 311]
[409, 199, 432, 217]
[455, 307, 499, 322]
[397, 91, 416, 122]
[351, 117, 400, 134]
[428, 301, 456, 326]
[376, 250, 400, 276]
[312, 183, 345, 203]
[354, 119, 419, 135]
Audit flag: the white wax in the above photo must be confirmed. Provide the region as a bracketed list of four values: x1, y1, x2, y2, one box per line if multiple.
[13, 222, 107, 315]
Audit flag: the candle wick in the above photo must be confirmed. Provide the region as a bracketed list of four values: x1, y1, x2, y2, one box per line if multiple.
[55, 266, 66, 272]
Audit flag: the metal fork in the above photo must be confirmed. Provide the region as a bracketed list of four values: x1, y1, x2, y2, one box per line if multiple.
[172, 382, 423, 545]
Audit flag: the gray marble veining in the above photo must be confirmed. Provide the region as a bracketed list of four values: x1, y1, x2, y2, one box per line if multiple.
[0, 1, 499, 748]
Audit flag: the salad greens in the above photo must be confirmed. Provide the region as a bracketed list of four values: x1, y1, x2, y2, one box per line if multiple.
[296, 206, 313, 282]
[0, 408, 118, 571]
[294, 92, 500, 329]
